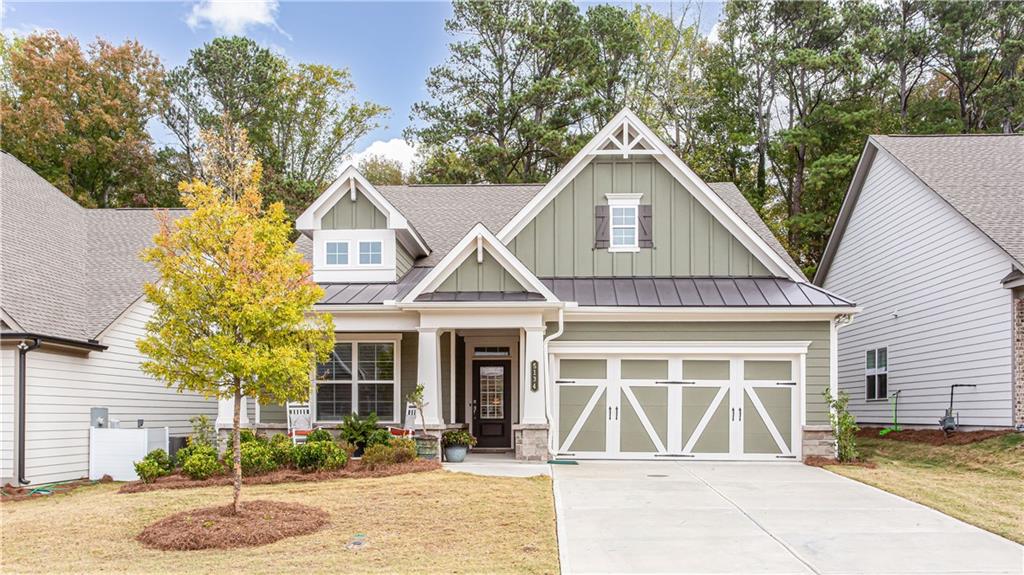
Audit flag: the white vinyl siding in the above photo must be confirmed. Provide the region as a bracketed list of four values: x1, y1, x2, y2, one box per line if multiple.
[0, 348, 15, 481]
[0, 301, 218, 484]
[823, 149, 1014, 427]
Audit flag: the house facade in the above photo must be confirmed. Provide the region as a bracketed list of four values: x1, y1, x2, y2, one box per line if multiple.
[0, 153, 219, 485]
[236, 110, 858, 461]
[816, 135, 1024, 429]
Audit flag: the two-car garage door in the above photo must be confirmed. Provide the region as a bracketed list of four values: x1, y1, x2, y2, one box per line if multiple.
[554, 352, 801, 460]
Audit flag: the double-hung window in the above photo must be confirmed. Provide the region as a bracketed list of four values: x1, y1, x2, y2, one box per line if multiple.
[865, 347, 888, 400]
[325, 241, 349, 265]
[359, 241, 382, 265]
[611, 206, 638, 249]
[315, 341, 396, 421]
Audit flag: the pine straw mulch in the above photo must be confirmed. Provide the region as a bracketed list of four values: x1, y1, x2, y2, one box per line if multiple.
[857, 427, 1013, 446]
[1, 475, 113, 503]
[119, 459, 440, 494]
[136, 500, 330, 550]
[803, 456, 876, 469]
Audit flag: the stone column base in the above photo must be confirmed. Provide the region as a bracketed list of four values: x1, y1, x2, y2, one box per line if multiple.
[802, 425, 836, 460]
[513, 424, 549, 461]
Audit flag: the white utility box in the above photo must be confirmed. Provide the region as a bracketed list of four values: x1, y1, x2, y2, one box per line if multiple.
[88, 427, 169, 481]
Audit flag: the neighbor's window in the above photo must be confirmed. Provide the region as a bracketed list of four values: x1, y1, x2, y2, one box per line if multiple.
[610, 206, 638, 249]
[325, 241, 349, 265]
[359, 241, 382, 265]
[865, 347, 888, 400]
[316, 341, 396, 421]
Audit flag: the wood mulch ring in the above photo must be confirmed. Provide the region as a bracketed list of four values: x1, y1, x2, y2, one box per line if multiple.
[857, 427, 1014, 446]
[136, 500, 330, 550]
[120, 459, 441, 494]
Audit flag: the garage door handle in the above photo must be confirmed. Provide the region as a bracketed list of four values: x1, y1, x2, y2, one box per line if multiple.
[614, 406, 618, 420]
[731, 408, 735, 421]
[738, 407, 742, 421]
[608, 406, 612, 420]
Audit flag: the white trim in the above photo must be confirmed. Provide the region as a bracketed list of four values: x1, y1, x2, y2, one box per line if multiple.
[312, 229, 396, 282]
[548, 341, 813, 356]
[402, 223, 560, 304]
[0, 308, 24, 332]
[607, 195, 641, 252]
[496, 108, 804, 281]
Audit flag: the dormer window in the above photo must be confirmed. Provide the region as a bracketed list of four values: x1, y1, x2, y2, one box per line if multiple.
[359, 241, 382, 265]
[605, 193, 643, 252]
[326, 241, 349, 265]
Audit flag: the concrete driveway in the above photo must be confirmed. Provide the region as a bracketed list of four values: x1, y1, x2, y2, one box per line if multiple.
[552, 461, 1023, 574]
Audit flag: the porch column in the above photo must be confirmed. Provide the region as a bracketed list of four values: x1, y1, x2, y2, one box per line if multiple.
[416, 327, 444, 426]
[215, 396, 249, 429]
[521, 327, 547, 425]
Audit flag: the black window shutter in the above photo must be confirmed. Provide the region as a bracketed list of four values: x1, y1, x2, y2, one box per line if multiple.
[594, 205, 609, 249]
[639, 204, 654, 248]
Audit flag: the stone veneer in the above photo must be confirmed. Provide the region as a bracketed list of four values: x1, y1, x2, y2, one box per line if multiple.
[513, 425, 549, 461]
[802, 425, 836, 459]
[1014, 294, 1024, 429]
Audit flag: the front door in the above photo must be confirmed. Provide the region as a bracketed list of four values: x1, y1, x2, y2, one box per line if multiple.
[472, 360, 512, 448]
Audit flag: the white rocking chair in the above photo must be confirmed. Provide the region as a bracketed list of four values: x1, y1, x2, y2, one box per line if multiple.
[286, 402, 313, 446]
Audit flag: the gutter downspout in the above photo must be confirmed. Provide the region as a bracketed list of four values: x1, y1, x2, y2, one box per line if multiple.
[542, 306, 565, 454]
[16, 338, 40, 485]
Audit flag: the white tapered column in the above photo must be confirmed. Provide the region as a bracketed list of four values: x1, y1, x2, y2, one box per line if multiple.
[416, 328, 443, 426]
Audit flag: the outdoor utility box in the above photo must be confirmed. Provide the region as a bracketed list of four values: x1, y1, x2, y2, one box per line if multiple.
[90, 407, 109, 428]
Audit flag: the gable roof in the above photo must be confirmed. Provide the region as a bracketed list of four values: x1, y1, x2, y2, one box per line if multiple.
[0, 152, 183, 343]
[816, 134, 1024, 284]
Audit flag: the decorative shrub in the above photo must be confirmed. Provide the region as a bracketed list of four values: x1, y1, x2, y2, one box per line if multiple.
[240, 429, 263, 444]
[293, 440, 347, 472]
[362, 438, 418, 470]
[241, 441, 278, 475]
[306, 428, 334, 443]
[339, 413, 379, 449]
[188, 414, 215, 446]
[391, 437, 417, 463]
[442, 430, 477, 448]
[134, 459, 164, 483]
[175, 442, 218, 469]
[337, 439, 357, 458]
[824, 387, 860, 462]
[142, 448, 173, 474]
[268, 433, 295, 467]
[182, 452, 222, 480]
[366, 427, 393, 449]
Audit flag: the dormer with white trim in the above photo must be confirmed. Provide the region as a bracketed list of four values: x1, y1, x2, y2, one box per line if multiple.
[296, 163, 429, 283]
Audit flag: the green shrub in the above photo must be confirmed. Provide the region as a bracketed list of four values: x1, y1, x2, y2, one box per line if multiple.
[824, 387, 859, 462]
[174, 441, 218, 469]
[293, 440, 347, 472]
[240, 441, 278, 475]
[268, 433, 295, 467]
[442, 430, 477, 448]
[142, 448, 173, 474]
[240, 429, 263, 444]
[362, 438, 418, 470]
[339, 413, 378, 449]
[306, 428, 334, 443]
[366, 427, 393, 449]
[134, 459, 164, 483]
[182, 452, 222, 480]
[391, 437, 417, 463]
[188, 414, 215, 446]
[337, 439, 357, 458]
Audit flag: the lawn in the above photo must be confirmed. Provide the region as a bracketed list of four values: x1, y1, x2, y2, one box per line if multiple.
[1, 470, 559, 574]
[827, 432, 1024, 545]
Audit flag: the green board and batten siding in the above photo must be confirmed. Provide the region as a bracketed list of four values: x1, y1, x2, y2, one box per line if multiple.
[552, 321, 831, 425]
[508, 160, 771, 278]
[397, 244, 415, 278]
[320, 192, 387, 229]
[435, 250, 527, 293]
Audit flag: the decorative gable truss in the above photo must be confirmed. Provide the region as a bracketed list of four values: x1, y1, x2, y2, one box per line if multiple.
[403, 223, 559, 305]
[497, 109, 804, 282]
[296, 163, 429, 282]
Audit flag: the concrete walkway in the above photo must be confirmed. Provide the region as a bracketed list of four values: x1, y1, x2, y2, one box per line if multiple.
[442, 452, 551, 477]
[553, 461, 1023, 574]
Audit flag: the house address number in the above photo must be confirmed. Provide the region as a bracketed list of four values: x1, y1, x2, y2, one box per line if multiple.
[530, 360, 539, 392]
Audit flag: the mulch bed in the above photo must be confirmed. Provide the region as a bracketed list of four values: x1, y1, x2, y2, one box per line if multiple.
[120, 459, 440, 494]
[136, 500, 330, 550]
[1, 475, 112, 503]
[857, 427, 1014, 446]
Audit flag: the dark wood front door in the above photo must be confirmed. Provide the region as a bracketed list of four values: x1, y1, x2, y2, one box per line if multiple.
[472, 360, 512, 448]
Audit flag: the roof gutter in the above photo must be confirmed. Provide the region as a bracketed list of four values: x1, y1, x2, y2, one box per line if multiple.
[15, 338, 40, 484]
[0, 332, 108, 351]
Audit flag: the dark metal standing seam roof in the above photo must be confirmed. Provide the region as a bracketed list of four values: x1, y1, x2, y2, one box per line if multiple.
[316, 267, 430, 305]
[539, 277, 854, 307]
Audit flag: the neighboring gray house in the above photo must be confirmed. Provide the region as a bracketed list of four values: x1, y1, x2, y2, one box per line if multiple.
[816, 135, 1023, 429]
[0, 153, 217, 485]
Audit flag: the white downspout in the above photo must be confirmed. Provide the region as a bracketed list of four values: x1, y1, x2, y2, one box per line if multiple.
[542, 306, 565, 454]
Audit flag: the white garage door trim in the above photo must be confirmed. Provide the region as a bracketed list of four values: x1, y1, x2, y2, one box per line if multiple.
[549, 341, 810, 461]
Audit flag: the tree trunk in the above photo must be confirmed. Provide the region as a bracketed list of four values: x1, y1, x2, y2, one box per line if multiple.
[232, 381, 242, 514]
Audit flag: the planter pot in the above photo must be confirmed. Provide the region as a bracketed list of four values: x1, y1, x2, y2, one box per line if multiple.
[414, 435, 439, 460]
[352, 446, 365, 459]
[444, 445, 469, 463]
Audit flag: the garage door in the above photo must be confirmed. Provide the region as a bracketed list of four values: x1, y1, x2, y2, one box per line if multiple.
[555, 356, 800, 460]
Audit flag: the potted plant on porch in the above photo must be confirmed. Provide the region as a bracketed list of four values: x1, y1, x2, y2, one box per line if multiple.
[407, 384, 438, 460]
[441, 430, 476, 463]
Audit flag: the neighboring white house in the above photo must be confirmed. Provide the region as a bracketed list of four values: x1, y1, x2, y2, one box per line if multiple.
[0, 153, 218, 485]
[815, 135, 1024, 429]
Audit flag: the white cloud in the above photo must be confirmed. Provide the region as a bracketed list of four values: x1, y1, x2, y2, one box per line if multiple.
[185, 0, 290, 39]
[706, 21, 721, 45]
[351, 139, 419, 174]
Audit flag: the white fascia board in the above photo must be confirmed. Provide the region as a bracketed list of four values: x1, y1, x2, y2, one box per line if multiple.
[0, 307, 24, 332]
[496, 108, 803, 282]
[402, 223, 559, 303]
[548, 340, 813, 356]
[562, 306, 862, 322]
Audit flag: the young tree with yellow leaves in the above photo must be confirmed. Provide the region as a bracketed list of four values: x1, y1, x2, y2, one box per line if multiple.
[137, 123, 334, 513]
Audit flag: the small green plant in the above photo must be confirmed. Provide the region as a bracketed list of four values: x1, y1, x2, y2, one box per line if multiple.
[306, 428, 334, 443]
[134, 459, 164, 483]
[182, 451, 222, 480]
[442, 430, 477, 448]
[366, 427, 393, 449]
[339, 413, 379, 449]
[406, 384, 428, 435]
[188, 415, 215, 446]
[142, 448, 173, 474]
[293, 440, 348, 472]
[175, 441, 217, 469]
[391, 437, 417, 463]
[824, 387, 859, 462]
[337, 439, 357, 458]
[240, 441, 278, 475]
[361, 443, 396, 470]
[268, 433, 295, 467]
[240, 429, 263, 444]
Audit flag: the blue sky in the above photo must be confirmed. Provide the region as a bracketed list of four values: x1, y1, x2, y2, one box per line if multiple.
[3, 1, 722, 169]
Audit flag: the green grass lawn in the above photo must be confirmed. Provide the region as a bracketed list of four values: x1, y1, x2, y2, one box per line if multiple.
[827, 432, 1024, 544]
[1, 470, 559, 574]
